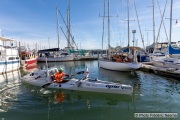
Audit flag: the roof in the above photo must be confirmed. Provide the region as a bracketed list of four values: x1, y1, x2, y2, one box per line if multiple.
[122, 46, 142, 51]
[0, 37, 14, 41]
[38, 48, 60, 53]
[129, 46, 142, 50]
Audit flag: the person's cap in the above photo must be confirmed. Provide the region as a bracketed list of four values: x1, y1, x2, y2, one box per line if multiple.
[58, 68, 63, 71]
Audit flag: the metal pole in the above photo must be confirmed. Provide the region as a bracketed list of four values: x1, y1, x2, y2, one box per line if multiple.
[68, 0, 71, 48]
[108, 0, 110, 54]
[132, 30, 136, 61]
[102, 0, 105, 50]
[127, 0, 130, 48]
[169, 0, 173, 44]
[56, 6, 60, 49]
[152, 0, 156, 44]
[48, 37, 50, 48]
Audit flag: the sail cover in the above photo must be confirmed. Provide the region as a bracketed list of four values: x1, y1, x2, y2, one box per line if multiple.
[169, 45, 180, 54]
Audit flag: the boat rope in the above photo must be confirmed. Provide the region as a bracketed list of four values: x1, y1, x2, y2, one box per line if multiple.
[153, 0, 168, 55]
[60, 26, 74, 48]
[133, 0, 146, 51]
[156, 0, 169, 43]
[57, 8, 78, 49]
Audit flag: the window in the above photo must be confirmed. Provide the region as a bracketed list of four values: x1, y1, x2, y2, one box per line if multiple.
[8, 57, 15, 60]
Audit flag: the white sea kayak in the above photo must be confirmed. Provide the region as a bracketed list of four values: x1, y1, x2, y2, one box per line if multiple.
[22, 68, 133, 95]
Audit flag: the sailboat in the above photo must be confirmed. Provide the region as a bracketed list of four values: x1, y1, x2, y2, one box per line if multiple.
[38, 2, 75, 62]
[152, 0, 180, 69]
[98, 0, 141, 71]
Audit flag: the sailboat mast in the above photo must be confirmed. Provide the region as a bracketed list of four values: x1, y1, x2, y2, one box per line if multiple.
[68, 0, 71, 48]
[152, 0, 156, 44]
[56, 6, 60, 49]
[169, 0, 173, 44]
[102, 0, 106, 50]
[127, 0, 130, 48]
[108, 0, 110, 54]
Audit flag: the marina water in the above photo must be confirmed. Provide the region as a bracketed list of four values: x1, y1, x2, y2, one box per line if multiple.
[0, 60, 180, 120]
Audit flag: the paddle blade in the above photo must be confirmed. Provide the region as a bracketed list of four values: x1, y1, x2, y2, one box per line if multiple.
[42, 83, 52, 88]
[77, 71, 84, 74]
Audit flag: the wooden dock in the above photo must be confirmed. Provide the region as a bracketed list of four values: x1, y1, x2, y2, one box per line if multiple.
[140, 62, 180, 80]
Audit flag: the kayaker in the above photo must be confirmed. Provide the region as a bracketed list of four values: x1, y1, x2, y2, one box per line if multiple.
[53, 68, 69, 83]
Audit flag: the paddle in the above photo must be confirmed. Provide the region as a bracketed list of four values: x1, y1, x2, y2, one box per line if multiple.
[41, 71, 85, 88]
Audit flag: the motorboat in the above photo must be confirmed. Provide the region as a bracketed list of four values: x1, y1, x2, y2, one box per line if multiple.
[19, 46, 38, 68]
[0, 37, 20, 74]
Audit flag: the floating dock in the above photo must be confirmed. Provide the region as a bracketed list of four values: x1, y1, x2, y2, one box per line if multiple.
[140, 62, 180, 80]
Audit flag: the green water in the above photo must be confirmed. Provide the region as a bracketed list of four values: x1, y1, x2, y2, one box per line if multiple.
[0, 61, 179, 120]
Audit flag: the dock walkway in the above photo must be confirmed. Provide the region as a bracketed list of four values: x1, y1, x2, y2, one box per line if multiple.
[140, 62, 180, 80]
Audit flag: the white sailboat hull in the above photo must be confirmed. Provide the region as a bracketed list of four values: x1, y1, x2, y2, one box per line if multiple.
[99, 59, 141, 71]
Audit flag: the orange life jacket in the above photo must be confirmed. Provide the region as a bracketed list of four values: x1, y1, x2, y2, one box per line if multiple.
[54, 72, 66, 82]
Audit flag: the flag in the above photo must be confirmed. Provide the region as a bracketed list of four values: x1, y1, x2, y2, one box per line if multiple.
[85, 67, 89, 78]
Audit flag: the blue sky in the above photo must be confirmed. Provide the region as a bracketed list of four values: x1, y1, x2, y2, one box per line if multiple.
[0, 0, 180, 50]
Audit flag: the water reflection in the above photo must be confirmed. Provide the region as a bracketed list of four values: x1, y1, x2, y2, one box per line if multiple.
[0, 71, 21, 112]
[0, 71, 21, 91]
[12, 82, 131, 120]
[28, 88, 132, 120]
[20, 64, 38, 77]
[98, 68, 137, 83]
[54, 91, 65, 103]
[40, 89, 133, 105]
[2, 61, 179, 120]
[26, 64, 38, 72]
